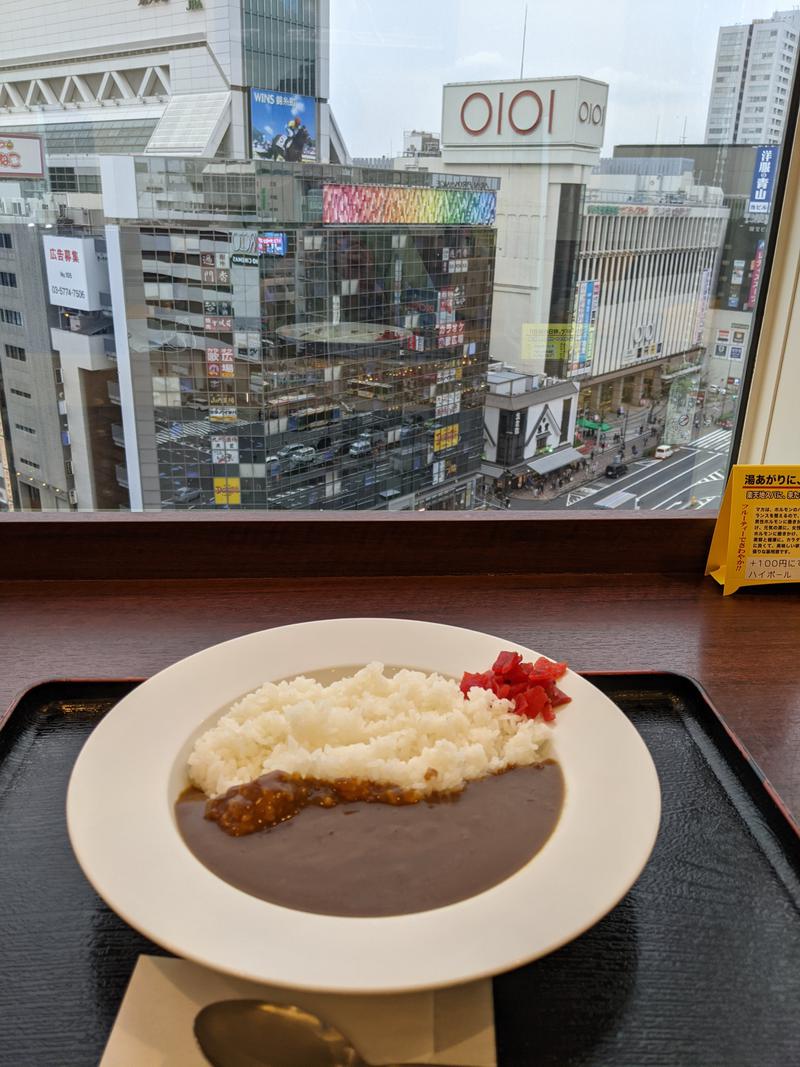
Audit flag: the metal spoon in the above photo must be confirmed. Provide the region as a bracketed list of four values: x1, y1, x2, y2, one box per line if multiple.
[194, 998, 456, 1067]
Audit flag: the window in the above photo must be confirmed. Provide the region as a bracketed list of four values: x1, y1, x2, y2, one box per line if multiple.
[0, 2, 795, 519]
[0, 272, 17, 288]
[0, 233, 11, 249]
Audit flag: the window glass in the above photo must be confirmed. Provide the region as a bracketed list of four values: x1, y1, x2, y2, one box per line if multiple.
[0, 1, 795, 514]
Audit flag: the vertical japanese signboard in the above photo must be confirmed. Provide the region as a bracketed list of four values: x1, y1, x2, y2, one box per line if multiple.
[748, 146, 779, 216]
[569, 279, 599, 375]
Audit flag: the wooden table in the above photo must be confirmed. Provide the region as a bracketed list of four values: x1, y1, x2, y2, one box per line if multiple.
[2, 561, 799, 820]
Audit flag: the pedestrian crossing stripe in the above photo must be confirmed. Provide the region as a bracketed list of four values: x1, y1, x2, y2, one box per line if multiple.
[691, 429, 732, 452]
[697, 470, 725, 484]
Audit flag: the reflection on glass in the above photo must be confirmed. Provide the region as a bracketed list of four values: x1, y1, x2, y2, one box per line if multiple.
[0, 1, 795, 513]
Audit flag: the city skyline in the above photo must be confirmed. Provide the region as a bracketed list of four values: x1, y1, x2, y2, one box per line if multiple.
[330, 0, 792, 158]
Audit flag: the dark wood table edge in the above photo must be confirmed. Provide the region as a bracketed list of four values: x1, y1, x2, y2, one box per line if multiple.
[0, 512, 717, 580]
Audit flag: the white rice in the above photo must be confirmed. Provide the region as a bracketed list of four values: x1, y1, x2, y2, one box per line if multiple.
[188, 662, 553, 798]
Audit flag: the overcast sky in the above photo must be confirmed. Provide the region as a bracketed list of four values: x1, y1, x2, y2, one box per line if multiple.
[329, 0, 792, 157]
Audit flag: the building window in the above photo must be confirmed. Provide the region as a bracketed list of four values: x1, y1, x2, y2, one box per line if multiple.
[4, 344, 25, 361]
[0, 233, 11, 249]
[0, 272, 17, 288]
[0, 308, 22, 326]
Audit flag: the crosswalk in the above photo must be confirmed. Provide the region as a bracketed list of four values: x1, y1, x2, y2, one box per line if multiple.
[696, 469, 726, 485]
[690, 428, 732, 453]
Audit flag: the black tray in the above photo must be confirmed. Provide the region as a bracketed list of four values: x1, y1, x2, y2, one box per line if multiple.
[0, 675, 798, 1067]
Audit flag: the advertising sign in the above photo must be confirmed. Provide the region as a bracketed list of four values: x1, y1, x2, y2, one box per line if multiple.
[42, 235, 109, 312]
[695, 268, 712, 344]
[211, 436, 239, 464]
[257, 232, 287, 256]
[569, 279, 599, 375]
[748, 240, 765, 309]
[213, 477, 241, 505]
[441, 77, 608, 160]
[204, 316, 233, 332]
[0, 133, 44, 178]
[748, 146, 779, 216]
[207, 347, 234, 378]
[323, 184, 496, 226]
[250, 88, 317, 163]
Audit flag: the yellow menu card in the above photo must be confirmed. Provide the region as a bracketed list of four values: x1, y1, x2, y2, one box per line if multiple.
[706, 465, 800, 595]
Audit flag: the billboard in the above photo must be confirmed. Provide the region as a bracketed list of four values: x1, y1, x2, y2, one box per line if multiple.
[42, 236, 109, 311]
[748, 146, 779, 216]
[0, 133, 44, 178]
[568, 279, 600, 375]
[322, 183, 496, 225]
[250, 88, 317, 163]
[257, 232, 287, 256]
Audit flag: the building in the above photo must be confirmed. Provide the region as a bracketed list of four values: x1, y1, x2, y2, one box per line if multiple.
[403, 131, 441, 158]
[100, 158, 497, 511]
[0, 0, 351, 512]
[481, 366, 580, 496]
[0, 218, 127, 511]
[705, 9, 800, 146]
[0, 0, 347, 163]
[571, 158, 728, 443]
[613, 143, 775, 397]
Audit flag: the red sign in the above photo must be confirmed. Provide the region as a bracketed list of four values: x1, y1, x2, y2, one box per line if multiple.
[48, 248, 80, 263]
[460, 89, 556, 136]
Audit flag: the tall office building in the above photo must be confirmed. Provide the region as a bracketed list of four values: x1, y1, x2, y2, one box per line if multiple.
[0, 0, 345, 162]
[705, 9, 800, 146]
[102, 157, 497, 511]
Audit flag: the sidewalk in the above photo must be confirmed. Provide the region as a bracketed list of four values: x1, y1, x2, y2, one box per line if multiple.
[509, 429, 659, 505]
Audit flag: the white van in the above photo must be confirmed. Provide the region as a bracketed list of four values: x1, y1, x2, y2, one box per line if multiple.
[654, 444, 675, 460]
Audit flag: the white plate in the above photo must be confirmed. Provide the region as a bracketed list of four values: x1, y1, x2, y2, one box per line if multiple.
[67, 618, 660, 994]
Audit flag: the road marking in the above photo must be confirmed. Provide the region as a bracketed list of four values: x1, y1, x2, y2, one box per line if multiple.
[652, 459, 726, 508]
[593, 489, 636, 509]
[665, 501, 683, 510]
[689, 429, 732, 452]
[697, 470, 725, 484]
[566, 486, 600, 506]
[632, 453, 724, 503]
[588, 451, 706, 498]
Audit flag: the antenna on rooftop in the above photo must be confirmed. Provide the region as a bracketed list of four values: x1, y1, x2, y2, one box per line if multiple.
[519, 3, 528, 79]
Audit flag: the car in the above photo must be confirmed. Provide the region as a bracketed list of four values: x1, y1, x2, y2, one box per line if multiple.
[654, 444, 675, 460]
[348, 437, 373, 457]
[604, 461, 629, 479]
[287, 446, 316, 467]
[277, 443, 307, 461]
[173, 486, 203, 502]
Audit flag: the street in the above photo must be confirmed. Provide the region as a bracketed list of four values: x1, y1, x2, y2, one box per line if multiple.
[509, 428, 732, 511]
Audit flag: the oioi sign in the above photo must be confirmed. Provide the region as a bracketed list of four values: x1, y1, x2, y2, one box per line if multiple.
[442, 77, 607, 161]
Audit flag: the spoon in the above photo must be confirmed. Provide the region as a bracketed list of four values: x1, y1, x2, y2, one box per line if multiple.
[194, 998, 458, 1067]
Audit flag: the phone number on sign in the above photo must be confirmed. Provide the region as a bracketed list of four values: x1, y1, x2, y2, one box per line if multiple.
[50, 286, 86, 300]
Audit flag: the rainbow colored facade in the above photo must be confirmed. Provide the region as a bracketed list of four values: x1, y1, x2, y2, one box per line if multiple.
[322, 183, 497, 226]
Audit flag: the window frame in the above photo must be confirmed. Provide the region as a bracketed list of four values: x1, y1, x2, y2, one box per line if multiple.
[2, 56, 800, 565]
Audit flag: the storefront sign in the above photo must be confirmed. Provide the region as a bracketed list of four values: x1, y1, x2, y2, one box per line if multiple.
[706, 465, 800, 594]
[441, 77, 608, 157]
[0, 133, 43, 178]
[230, 253, 258, 267]
[213, 477, 241, 505]
[748, 146, 779, 216]
[42, 235, 108, 311]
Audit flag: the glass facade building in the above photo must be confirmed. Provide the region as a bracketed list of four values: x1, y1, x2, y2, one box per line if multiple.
[113, 160, 498, 511]
[243, 0, 320, 98]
